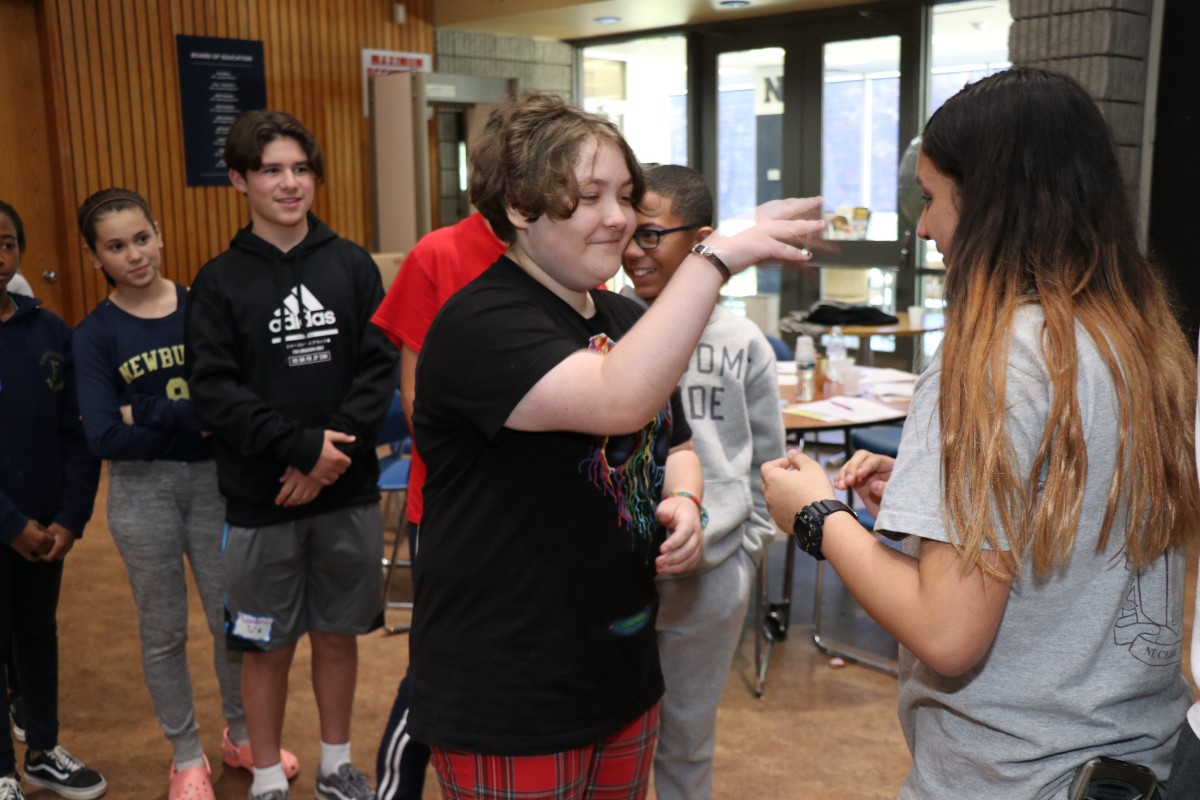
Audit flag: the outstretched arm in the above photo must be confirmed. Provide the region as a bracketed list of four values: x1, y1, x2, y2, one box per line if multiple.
[507, 198, 824, 435]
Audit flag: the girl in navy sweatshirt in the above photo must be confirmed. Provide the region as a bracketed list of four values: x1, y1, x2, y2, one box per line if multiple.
[0, 200, 104, 800]
[72, 189, 296, 800]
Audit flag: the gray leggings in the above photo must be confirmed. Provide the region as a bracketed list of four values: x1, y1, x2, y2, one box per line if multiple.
[107, 460, 243, 764]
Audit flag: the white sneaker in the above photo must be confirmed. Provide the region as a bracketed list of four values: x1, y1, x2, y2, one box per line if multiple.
[0, 775, 26, 800]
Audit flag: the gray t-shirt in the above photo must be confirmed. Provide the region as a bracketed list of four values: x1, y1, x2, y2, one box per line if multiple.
[876, 305, 1189, 799]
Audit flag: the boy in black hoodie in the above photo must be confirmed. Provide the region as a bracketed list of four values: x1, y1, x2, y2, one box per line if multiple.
[185, 111, 397, 800]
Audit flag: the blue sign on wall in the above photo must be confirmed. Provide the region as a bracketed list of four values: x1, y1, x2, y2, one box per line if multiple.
[176, 35, 267, 187]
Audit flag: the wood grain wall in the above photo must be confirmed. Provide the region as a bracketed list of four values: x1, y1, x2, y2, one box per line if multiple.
[35, 0, 433, 324]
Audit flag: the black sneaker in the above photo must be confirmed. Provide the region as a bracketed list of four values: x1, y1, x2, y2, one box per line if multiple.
[23, 746, 106, 800]
[8, 696, 24, 743]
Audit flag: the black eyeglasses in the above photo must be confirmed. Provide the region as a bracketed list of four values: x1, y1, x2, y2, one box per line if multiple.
[631, 224, 703, 251]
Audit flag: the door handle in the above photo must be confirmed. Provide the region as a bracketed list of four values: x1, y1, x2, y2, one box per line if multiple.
[43, 270, 58, 283]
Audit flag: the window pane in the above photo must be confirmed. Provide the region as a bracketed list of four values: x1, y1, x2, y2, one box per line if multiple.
[919, 0, 1012, 273]
[717, 47, 785, 300]
[582, 36, 688, 166]
[821, 36, 900, 242]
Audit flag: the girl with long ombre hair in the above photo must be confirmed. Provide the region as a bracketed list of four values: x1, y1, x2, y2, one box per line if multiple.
[762, 67, 1199, 799]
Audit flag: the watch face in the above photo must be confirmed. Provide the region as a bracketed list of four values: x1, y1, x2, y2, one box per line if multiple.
[793, 506, 826, 560]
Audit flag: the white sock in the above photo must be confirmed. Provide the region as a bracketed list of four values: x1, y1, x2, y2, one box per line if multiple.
[251, 764, 288, 796]
[319, 740, 351, 777]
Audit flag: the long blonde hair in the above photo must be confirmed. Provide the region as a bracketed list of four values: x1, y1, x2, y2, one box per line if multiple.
[924, 68, 1198, 577]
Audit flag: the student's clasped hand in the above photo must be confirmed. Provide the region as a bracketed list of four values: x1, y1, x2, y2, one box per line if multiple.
[11, 519, 54, 562]
[43, 522, 77, 560]
[654, 495, 704, 574]
[760, 449, 838, 534]
[308, 429, 355, 485]
[276, 465, 323, 507]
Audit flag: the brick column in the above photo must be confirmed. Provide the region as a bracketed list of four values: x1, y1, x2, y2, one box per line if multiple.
[1009, 0, 1154, 192]
[435, 30, 574, 100]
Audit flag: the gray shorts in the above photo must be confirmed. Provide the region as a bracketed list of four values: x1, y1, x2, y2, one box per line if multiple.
[222, 503, 384, 651]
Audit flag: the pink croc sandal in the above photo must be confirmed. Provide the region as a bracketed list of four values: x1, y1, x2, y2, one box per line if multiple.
[222, 728, 300, 780]
[169, 756, 216, 800]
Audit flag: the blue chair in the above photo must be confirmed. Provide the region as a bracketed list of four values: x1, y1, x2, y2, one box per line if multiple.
[764, 333, 793, 362]
[850, 425, 902, 457]
[377, 390, 413, 635]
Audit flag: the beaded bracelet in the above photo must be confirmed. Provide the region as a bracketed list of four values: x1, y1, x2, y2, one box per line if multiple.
[668, 490, 709, 529]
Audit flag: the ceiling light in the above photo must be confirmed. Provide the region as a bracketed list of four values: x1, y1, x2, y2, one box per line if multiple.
[595, 16, 621, 24]
[719, 0, 751, 7]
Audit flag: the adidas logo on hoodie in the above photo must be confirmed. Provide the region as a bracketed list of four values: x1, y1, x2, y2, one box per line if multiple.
[269, 284, 339, 365]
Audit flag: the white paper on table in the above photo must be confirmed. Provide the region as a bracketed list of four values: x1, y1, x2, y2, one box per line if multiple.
[857, 367, 918, 384]
[783, 396, 904, 423]
[869, 382, 915, 400]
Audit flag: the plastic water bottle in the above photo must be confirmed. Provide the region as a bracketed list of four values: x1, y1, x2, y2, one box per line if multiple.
[794, 335, 817, 402]
[826, 325, 847, 364]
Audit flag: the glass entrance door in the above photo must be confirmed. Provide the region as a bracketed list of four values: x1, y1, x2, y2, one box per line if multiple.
[699, 9, 921, 341]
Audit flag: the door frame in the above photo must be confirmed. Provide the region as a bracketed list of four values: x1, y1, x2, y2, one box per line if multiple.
[689, 5, 928, 312]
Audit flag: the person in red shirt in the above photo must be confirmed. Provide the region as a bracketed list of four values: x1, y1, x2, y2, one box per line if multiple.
[370, 211, 504, 800]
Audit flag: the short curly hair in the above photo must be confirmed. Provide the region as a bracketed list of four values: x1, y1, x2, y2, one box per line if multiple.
[468, 93, 645, 244]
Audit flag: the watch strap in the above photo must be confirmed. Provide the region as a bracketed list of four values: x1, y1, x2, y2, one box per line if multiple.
[792, 499, 859, 561]
[690, 243, 732, 282]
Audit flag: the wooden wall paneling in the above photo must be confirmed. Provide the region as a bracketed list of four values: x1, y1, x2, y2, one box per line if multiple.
[356, 0, 380, 246]
[108, 3, 134, 189]
[67, 0, 99, 318]
[125, 4, 152, 219]
[325, 0, 348, 241]
[213, 0, 230, 38]
[41, 3, 82, 321]
[343, 2, 359, 243]
[314, 0, 335, 235]
[293, 0, 314, 220]
[154, 2, 188, 284]
[111, 4, 140, 202]
[33, 0, 77, 318]
[220, 0, 255, 251]
[82, 0, 116, 310]
[0, 0, 63, 313]
[323, 0, 344, 238]
[34, 0, 436, 318]
[140, 2, 170, 282]
[269, 0, 288, 115]
[46, 0, 76, 318]
[171, 0, 195, 282]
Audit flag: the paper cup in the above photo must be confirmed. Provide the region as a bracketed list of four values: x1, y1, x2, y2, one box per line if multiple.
[907, 305, 926, 328]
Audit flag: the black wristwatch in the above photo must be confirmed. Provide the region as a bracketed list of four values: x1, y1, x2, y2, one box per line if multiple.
[792, 499, 859, 560]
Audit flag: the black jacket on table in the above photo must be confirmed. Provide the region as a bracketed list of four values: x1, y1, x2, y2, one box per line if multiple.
[184, 213, 398, 527]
